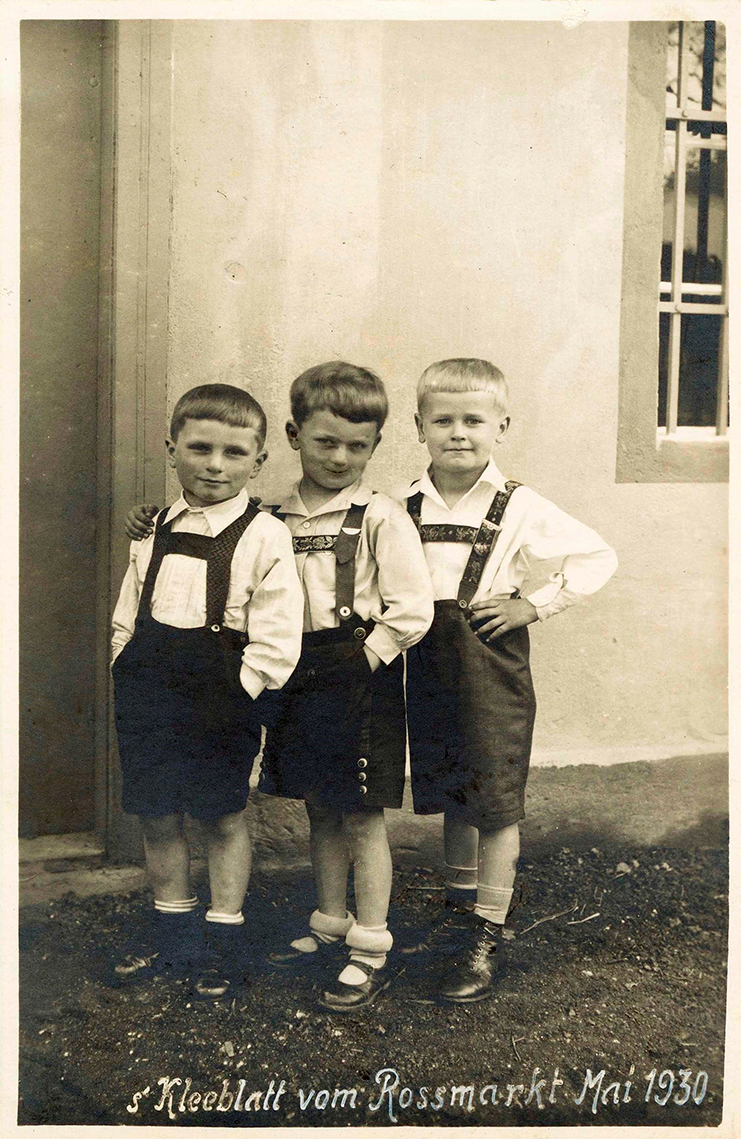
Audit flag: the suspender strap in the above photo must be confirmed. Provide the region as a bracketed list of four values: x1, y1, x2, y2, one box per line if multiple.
[166, 531, 213, 560]
[136, 510, 172, 628]
[333, 502, 369, 623]
[406, 491, 423, 529]
[205, 498, 261, 628]
[457, 481, 521, 607]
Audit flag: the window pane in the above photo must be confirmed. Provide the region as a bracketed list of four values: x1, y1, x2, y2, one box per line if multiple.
[678, 314, 722, 426]
[682, 149, 725, 293]
[658, 312, 670, 427]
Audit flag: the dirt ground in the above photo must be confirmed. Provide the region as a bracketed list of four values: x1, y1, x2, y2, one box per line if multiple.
[19, 836, 728, 1128]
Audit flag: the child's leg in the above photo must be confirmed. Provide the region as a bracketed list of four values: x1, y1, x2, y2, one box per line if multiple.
[201, 809, 251, 916]
[475, 821, 519, 925]
[437, 819, 518, 1004]
[307, 800, 351, 919]
[443, 813, 479, 911]
[322, 809, 393, 1002]
[141, 813, 191, 900]
[111, 814, 198, 986]
[268, 801, 353, 964]
[193, 810, 252, 999]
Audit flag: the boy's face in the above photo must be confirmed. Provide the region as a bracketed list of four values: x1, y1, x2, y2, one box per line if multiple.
[415, 390, 509, 477]
[167, 418, 266, 508]
[286, 409, 380, 495]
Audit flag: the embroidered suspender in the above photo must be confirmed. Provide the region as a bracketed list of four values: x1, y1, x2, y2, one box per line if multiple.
[136, 498, 261, 631]
[407, 482, 522, 608]
[267, 498, 370, 625]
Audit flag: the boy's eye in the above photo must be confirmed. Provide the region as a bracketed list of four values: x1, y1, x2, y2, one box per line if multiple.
[350, 442, 368, 453]
[188, 443, 210, 452]
[225, 448, 247, 457]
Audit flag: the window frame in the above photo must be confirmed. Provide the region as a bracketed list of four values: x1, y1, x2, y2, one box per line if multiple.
[616, 21, 728, 483]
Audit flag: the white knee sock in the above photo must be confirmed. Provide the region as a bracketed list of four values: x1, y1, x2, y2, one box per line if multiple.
[474, 884, 513, 926]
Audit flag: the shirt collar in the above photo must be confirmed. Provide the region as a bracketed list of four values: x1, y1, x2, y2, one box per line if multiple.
[406, 457, 508, 510]
[278, 479, 372, 519]
[165, 487, 251, 535]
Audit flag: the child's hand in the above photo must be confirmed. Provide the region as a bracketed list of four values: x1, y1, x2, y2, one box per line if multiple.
[125, 503, 159, 541]
[468, 596, 538, 641]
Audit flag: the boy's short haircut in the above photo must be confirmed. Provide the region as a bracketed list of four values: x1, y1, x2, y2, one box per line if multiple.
[417, 358, 509, 416]
[290, 361, 388, 431]
[170, 383, 267, 448]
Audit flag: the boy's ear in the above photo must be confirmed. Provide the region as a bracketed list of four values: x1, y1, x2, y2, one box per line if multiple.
[495, 416, 511, 444]
[285, 420, 301, 450]
[250, 450, 268, 478]
[414, 412, 426, 443]
[166, 437, 177, 467]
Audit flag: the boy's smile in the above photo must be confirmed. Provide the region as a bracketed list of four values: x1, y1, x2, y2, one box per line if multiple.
[286, 409, 380, 505]
[167, 418, 267, 508]
[415, 391, 509, 482]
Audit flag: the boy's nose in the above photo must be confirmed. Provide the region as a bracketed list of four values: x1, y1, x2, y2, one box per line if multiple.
[206, 453, 225, 471]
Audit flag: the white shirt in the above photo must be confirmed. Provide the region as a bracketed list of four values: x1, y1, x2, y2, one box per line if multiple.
[400, 459, 617, 620]
[274, 481, 434, 664]
[111, 489, 303, 698]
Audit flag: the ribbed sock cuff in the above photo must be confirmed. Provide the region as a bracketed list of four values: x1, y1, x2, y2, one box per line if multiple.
[154, 897, 198, 914]
[206, 910, 245, 925]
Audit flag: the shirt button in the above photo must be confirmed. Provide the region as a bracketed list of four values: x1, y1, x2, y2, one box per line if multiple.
[353, 627, 366, 640]
[357, 758, 368, 768]
[458, 599, 468, 609]
[339, 605, 351, 619]
[359, 786, 368, 795]
[358, 772, 367, 782]
[302, 521, 311, 529]
[210, 624, 221, 633]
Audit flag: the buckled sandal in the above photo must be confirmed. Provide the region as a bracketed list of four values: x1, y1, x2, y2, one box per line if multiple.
[319, 960, 391, 1013]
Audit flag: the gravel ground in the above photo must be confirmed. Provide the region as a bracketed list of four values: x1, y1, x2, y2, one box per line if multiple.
[18, 839, 727, 1128]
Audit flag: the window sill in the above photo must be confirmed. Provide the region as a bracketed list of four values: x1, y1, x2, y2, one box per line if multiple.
[657, 427, 729, 443]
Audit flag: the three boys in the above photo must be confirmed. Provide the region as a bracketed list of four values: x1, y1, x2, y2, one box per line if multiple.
[117, 358, 616, 1008]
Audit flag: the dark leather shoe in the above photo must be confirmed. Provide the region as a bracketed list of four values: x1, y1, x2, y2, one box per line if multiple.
[437, 914, 504, 1004]
[193, 924, 247, 1000]
[319, 961, 391, 1013]
[267, 935, 347, 970]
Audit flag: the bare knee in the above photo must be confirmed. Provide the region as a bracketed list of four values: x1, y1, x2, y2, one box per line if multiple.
[141, 814, 184, 846]
[201, 810, 248, 843]
[343, 808, 386, 851]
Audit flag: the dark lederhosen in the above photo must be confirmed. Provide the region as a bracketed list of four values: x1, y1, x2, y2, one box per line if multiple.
[113, 501, 263, 819]
[405, 482, 536, 830]
[259, 502, 406, 811]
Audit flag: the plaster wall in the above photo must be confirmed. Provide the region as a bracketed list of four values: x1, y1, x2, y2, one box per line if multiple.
[162, 20, 727, 756]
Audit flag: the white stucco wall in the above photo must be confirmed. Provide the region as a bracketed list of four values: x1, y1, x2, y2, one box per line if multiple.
[162, 20, 727, 759]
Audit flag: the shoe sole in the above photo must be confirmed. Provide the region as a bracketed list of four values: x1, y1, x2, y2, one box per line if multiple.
[319, 978, 392, 1014]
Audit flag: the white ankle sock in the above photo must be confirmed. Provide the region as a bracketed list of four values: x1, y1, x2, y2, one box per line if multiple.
[291, 910, 353, 954]
[206, 910, 245, 925]
[339, 922, 393, 986]
[154, 897, 198, 914]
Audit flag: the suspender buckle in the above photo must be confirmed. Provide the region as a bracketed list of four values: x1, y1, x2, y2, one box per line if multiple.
[457, 599, 468, 610]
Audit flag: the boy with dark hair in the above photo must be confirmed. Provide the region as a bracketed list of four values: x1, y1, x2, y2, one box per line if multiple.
[404, 358, 617, 1003]
[112, 383, 302, 1000]
[259, 361, 434, 1011]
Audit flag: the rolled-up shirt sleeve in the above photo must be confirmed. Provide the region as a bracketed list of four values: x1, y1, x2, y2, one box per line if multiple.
[520, 496, 618, 621]
[364, 500, 435, 664]
[239, 518, 304, 699]
[111, 541, 148, 662]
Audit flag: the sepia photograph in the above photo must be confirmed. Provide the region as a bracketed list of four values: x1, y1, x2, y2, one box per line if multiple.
[2, 0, 737, 1132]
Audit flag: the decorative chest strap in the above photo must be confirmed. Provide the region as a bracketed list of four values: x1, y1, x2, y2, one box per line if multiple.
[292, 533, 337, 554]
[456, 481, 521, 608]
